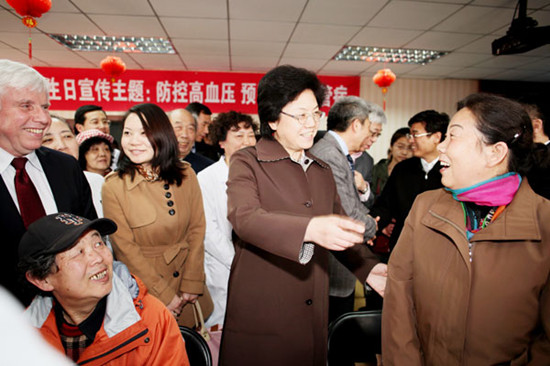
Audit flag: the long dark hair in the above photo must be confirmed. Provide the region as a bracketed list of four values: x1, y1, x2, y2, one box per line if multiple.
[117, 103, 185, 185]
[458, 93, 535, 176]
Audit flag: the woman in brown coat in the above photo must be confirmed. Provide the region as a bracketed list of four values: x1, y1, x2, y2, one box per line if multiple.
[102, 103, 212, 327]
[382, 93, 550, 365]
[219, 65, 387, 366]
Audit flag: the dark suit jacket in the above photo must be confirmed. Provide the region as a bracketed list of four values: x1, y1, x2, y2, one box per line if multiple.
[1, 147, 97, 304]
[310, 133, 378, 297]
[527, 143, 550, 200]
[184, 152, 214, 173]
[354, 151, 376, 208]
[370, 157, 443, 254]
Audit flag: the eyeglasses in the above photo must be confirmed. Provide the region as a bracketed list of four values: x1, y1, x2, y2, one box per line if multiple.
[369, 130, 382, 138]
[280, 110, 325, 125]
[407, 132, 432, 139]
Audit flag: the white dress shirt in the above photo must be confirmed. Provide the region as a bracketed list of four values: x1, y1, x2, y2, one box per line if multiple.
[197, 157, 233, 327]
[0, 147, 58, 215]
[84, 171, 105, 217]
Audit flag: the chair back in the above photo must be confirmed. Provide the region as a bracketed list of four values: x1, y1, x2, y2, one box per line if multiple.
[179, 326, 212, 366]
[327, 310, 382, 366]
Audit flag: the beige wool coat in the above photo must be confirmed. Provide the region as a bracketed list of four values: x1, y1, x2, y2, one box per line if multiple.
[383, 181, 550, 365]
[102, 164, 213, 327]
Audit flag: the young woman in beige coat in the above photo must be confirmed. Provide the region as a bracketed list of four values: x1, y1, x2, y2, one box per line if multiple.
[102, 103, 212, 327]
[382, 93, 550, 365]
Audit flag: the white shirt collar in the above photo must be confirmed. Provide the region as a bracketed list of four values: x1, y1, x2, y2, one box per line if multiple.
[327, 130, 350, 156]
[420, 157, 439, 174]
[0, 147, 41, 173]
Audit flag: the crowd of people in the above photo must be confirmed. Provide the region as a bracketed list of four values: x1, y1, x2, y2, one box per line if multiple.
[1, 58, 549, 365]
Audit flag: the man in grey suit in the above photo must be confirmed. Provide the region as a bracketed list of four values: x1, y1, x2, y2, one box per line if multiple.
[310, 96, 385, 322]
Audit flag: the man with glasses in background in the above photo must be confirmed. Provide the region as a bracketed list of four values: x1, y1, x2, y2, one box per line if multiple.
[370, 110, 449, 260]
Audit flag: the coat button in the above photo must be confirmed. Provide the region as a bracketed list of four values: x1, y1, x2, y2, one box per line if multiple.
[304, 159, 310, 164]
[165, 192, 172, 198]
[163, 184, 170, 190]
[173, 271, 179, 278]
[169, 209, 175, 215]
[304, 201, 312, 208]
[144, 337, 150, 343]
[167, 200, 174, 207]
[305, 299, 313, 305]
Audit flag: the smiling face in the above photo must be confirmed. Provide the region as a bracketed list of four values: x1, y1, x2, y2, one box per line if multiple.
[0, 86, 51, 157]
[42, 118, 79, 159]
[121, 113, 155, 170]
[41, 230, 113, 314]
[220, 122, 257, 162]
[437, 108, 503, 190]
[269, 89, 319, 160]
[409, 122, 441, 162]
[85, 141, 111, 175]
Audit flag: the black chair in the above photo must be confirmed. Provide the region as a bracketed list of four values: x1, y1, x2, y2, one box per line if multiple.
[327, 310, 382, 366]
[179, 326, 212, 366]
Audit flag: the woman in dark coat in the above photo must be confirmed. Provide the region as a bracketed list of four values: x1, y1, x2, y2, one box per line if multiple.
[219, 65, 386, 366]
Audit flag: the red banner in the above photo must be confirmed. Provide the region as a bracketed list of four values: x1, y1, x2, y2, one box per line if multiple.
[35, 67, 360, 113]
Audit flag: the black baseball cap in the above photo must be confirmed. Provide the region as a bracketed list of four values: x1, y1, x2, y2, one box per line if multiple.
[19, 213, 117, 260]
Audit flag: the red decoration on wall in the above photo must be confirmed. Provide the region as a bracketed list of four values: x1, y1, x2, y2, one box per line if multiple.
[6, 0, 52, 60]
[100, 56, 127, 82]
[373, 68, 396, 110]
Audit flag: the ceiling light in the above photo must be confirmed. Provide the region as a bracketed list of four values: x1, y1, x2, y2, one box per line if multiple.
[48, 34, 175, 54]
[334, 46, 448, 65]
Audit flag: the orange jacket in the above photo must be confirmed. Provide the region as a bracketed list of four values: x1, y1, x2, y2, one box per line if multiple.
[26, 273, 189, 366]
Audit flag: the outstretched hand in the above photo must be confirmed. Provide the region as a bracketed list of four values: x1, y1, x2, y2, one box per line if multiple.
[366, 263, 388, 297]
[304, 215, 365, 251]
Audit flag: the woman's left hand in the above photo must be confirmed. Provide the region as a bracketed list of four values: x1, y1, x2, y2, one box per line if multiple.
[181, 292, 199, 304]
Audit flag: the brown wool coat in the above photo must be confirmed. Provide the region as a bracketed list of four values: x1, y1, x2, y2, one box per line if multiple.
[383, 181, 550, 365]
[102, 164, 213, 327]
[220, 138, 380, 366]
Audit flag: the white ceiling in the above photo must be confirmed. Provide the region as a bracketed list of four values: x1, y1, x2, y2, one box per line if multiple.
[1, 0, 549, 81]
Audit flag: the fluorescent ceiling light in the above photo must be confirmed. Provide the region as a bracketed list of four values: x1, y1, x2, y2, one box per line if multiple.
[49, 34, 175, 54]
[334, 46, 448, 65]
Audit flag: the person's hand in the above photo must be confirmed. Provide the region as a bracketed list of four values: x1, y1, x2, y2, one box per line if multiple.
[166, 294, 184, 317]
[365, 216, 380, 246]
[366, 263, 388, 297]
[304, 215, 365, 251]
[354, 171, 368, 194]
[381, 218, 396, 237]
[181, 292, 199, 304]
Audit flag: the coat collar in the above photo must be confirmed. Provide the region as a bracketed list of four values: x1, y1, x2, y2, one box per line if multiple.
[423, 180, 541, 243]
[255, 137, 329, 169]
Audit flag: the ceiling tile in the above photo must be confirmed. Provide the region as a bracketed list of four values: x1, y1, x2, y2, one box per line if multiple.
[0, 9, 31, 32]
[368, 1, 462, 30]
[129, 53, 186, 69]
[283, 43, 343, 59]
[71, 0, 154, 16]
[230, 20, 294, 42]
[454, 35, 495, 53]
[515, 57, 550, 71]
[230, 0, 307, 21]
[472, 0, 550, 9]
[320, 60, 372, 74]
[27, 50, 96, 68]
[0, 32, 63, 51]
[150, 0, 227, 18]
[429, 52, 493, 67]
[33, 13, 104, 35]
[162, 17, 227, 39]
[433, 6, 516, 34]
[172, 39, 229, 56]
[361, 63, 422, 75]
[447, 66, 500, 79]
[473, 54, 541, 68]
[291, 23, 361, 45]
[404, 64, 465, 76]
[0, 48, 50, 66]
[89, 14, 166, 37]
[231, 56, 279, 70]
[181, 55, 230, 71]
[489, 68, 547, 80]
[301, 0, 387, 26]
[349, 27, 423, 48]
[48, 0, 81, 13]
[75, 52, 143, 70]
[278, 57, 328, 72]
[230, 41, 286, 57]
[405, 31, 480, 51]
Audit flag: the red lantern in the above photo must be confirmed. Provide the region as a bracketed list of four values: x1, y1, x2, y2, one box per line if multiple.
[373, 68, 397, 110]
[6, 0, 52, 60]
[100, 56, 127, 82]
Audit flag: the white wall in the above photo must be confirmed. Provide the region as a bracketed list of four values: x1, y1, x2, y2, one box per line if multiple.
[358, 77, 479, 163]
